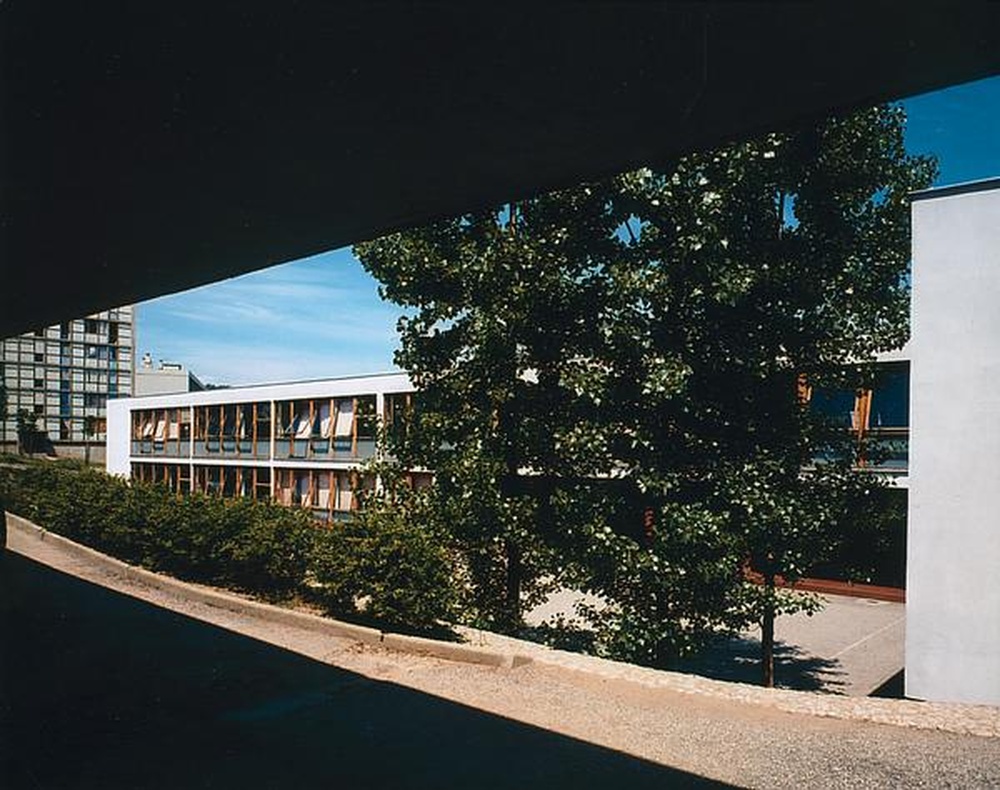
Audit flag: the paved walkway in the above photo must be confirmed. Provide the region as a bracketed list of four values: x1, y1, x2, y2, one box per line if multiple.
[525, 586, 904, 696]
[4, 516, 1000, 788]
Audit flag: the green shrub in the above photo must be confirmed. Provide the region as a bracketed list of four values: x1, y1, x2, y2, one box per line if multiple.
[1, 460, 455, 633]
[311, 496, 457, 634]
[0, 461, 313, 599]
[222, 499, 314, 594]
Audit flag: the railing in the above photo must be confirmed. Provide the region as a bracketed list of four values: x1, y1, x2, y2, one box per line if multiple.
[809, 429, 908, 474]
[192, 437, 268, 459]
[273, 436, 376, 461]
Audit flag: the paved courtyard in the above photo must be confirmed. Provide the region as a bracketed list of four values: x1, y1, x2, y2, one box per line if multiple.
[525, 586, 904, 696]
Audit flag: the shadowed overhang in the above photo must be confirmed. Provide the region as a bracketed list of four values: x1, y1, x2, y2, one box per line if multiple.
[2, 3, 999, 336]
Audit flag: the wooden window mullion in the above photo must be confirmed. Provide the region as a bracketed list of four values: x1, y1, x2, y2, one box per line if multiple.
[352, 397, 358, 456]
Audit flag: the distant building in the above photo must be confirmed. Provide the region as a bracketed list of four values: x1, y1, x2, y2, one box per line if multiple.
[106, 372, 427, 522]
[2, 307, 135, 462]
[134, 354, 204, 397]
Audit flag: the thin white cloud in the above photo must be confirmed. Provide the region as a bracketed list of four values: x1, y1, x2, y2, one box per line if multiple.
[138, 247, 405, 385]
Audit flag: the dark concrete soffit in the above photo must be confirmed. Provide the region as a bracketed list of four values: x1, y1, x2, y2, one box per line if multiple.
[3, 4, 1000, 336]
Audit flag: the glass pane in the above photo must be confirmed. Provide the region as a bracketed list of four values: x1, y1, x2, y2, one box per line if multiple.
[811, 388, 856, 427]
[871, 364, 909, 429]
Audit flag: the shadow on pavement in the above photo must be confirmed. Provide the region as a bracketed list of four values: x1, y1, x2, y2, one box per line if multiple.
[0, 553, 728, 788]
[673, 634, 846, 693]
[519, 621, 845, 693]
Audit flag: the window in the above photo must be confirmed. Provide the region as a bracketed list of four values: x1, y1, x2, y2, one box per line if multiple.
[83, 393, 107, 409]
[810, 387, 857, 428]
[33, 379, 43, 389]
[33, 352, 43, 362]
[869, 363, 909, 429]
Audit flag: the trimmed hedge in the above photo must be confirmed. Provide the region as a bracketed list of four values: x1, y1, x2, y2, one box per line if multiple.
[311, 498, 457, 634]
[1, 461, 313, 596]
[0, 460, 457, 634]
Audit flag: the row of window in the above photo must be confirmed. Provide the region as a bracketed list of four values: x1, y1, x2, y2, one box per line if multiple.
[4, 381, 125, 398]
[129, 463, 433, 523]
[22, 312, 133, 339]
[0, 413, 107, 441]
[130, 395, 412, 461]
[3, 337, 133, 356]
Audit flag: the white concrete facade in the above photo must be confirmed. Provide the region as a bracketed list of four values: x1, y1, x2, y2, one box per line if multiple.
[907, 178, 1000, 705]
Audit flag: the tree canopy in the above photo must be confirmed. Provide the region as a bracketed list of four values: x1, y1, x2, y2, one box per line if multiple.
[355, 104, 935, 674]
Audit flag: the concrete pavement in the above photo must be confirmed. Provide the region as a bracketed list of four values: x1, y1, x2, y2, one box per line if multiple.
[525, 581, 904, 696]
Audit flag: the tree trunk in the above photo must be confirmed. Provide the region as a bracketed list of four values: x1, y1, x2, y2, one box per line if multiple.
[504, 537, 522, 628]
[761, 573, 776, 688]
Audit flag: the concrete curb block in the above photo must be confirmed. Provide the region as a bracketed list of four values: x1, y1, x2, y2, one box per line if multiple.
[382, 633, 532, 669]
[6, 513, 528, 668]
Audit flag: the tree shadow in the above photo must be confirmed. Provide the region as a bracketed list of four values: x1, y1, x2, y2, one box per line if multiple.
[0, 553, 729, 789]
[672, 634, 847, 693]
[509, 621, 845, 693]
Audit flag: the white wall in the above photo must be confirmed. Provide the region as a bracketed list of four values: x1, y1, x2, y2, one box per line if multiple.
[907, 180, 1000, 705]
[105, 398, 132, 477]
[134, 368, 193, 397]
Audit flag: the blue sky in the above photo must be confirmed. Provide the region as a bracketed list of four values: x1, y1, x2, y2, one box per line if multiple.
[139, 75, 1000, 386]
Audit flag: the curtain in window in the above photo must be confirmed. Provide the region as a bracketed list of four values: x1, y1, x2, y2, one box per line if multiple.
[318, 402, 332, 438]
[317, 472, 331, 509]
[336, 472, 353, 511]
[334, 399, 353, 437]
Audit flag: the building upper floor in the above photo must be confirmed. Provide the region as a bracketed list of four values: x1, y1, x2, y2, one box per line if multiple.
[106, 371, 415, 474]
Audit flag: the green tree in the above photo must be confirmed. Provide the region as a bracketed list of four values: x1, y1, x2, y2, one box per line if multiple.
[0, 370, 8, 453]
[83, 415, 98, 466]
[357, 189, 628, 632]
[357, 104, 934, 678]
[15, 409, 39, 456]
[605, 105, 935, 681]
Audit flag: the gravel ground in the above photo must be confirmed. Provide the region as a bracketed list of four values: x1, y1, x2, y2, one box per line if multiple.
[6, 516, 1000, 788]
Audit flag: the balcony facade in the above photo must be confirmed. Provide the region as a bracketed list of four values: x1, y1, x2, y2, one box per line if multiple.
[108, 372, 416, 521]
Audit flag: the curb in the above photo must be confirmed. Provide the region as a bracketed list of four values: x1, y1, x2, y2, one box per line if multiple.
[5, 513, 533, 670]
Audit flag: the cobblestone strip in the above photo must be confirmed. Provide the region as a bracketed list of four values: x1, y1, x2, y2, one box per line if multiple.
[459, 626, 999, 738]
[7, 512, 999, 738]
